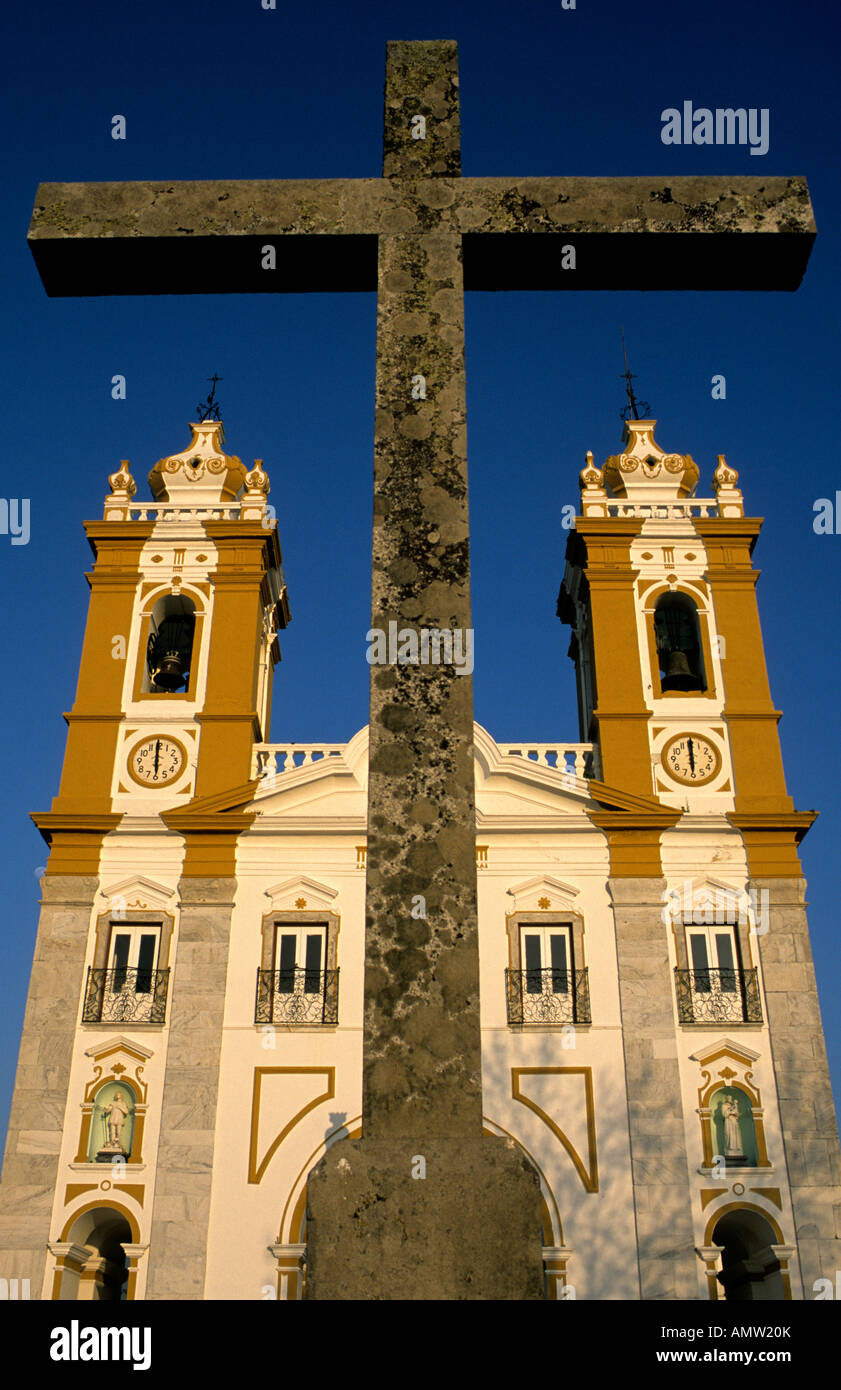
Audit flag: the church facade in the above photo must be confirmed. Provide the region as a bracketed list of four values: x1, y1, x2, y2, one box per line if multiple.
[0, 415, 838, 1300]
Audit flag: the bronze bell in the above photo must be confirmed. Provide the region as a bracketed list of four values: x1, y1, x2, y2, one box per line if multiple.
[153, 650, 187, 691]
[661, 648, 698, 692]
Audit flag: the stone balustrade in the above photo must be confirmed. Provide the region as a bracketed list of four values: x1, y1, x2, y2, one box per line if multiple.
[252, 744, 347, 779]
[253, 740, 600, 782]
[497, 743, 599, 780]
[602, 499, 720, 519]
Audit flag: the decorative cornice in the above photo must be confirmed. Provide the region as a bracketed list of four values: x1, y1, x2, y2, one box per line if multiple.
[161, 810, 257, 835]
[586, 779, 677, 816]
[727, 811, 817, 843]
[31, 812, 122, 844]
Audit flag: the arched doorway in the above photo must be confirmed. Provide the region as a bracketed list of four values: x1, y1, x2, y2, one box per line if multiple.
[712, 1209, 786, 1301]
[60, 1208, 133, 1300]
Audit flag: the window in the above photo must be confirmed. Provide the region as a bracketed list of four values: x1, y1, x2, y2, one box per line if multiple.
[83, 923, 169, 1024]
[675, 923, 762, 1024]
[506, 920, 590, 1025]
[256, 919, 338, 1025]
[687, 923, 739, 992]
[521, 924, 571, 998]
[275, 924, 327, 995]
[108, 925, 159, 994]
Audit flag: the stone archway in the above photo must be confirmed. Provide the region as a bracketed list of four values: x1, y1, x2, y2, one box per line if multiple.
[58, 1208, 134, 1300]
[712, 1209, 787, 1301]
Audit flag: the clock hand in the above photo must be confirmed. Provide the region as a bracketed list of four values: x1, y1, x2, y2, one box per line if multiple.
[687, 739, 696, 773]
[154, 740, 160, 774]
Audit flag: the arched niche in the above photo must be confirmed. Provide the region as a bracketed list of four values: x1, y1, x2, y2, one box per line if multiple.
[86, 1080, 137, 1162]
[710, 1085, 758, 1167]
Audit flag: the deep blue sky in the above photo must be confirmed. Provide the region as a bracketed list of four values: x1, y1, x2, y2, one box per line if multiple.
[1, 0, 840, 1148]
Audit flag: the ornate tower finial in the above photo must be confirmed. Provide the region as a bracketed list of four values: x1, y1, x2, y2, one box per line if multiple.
[197, 374, 223, 422]
[620, 329, 651, 422]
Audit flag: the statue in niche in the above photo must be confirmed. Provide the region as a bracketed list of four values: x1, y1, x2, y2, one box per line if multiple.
[722, 1094, 743, 1156]
[712, 1086, 757, 1166]
[98, 1091, 130, 1155]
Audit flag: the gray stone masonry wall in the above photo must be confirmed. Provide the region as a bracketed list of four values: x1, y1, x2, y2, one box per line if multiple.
[755, 877, 841, 1295]
[609, 877, 698, 1299]
[145, 877, 236, 1300]
[0, 875, 99, 1292]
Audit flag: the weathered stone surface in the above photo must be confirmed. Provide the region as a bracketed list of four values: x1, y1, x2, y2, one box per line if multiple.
[0, 875, 98, 1292]
[354, 43, 479, 1148]
[306, 1136, 543, 1300]
[29, 175, 814, 295]
[306, 42, 547, 1297]
[145, 878, 235, 1301]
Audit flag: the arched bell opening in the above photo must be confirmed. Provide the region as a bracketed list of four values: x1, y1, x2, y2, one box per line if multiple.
[712, 1209, 786, 1302]
[654, 592, 707, 693]
[143, 594, 196, 693]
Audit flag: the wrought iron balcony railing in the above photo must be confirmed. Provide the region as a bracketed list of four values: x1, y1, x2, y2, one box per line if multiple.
[82, 967, 170, 1024]
[675, 967, 762, 1025]
[505, 967, 591, 1026]
[255, 968, 339, 1026]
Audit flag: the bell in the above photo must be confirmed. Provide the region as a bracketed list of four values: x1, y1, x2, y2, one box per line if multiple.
[153, 650, 187, 691]
[147, 612, 195, 692]
[661, 648, 699, 693]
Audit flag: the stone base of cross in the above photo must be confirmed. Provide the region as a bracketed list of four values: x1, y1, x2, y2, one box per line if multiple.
[306, 1137, 544, 1300]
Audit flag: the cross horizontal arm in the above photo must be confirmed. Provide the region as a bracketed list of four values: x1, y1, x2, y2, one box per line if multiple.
[28, 175, 814, 295]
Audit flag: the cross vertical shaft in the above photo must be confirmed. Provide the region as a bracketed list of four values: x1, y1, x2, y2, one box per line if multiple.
[365, 40, 482, 1138]
[306, 44, 544, 1297]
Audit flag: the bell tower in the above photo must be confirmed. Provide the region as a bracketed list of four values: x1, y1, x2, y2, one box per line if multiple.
[558, 415, 841, 1298]
[35, 418, 289, 868]
[0, 418, 290, 1294]
[558, 416, 804, 844]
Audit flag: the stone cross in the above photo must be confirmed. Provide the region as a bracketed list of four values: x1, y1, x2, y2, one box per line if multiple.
[28, 40, 815, 1300]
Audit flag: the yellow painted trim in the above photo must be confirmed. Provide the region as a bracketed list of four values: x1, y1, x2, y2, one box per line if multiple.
[64, 1183, 98, 1204]
[248, 1066, 336, 1185]
[511, 1066, 599, 1193]
[483, 1118, 563, 1244]
[749, 1186, 781, 1209]
[278, 1114, 363, 1243]
[703, 1200, 785, 1248]
[59, 1198, 141, 1244]
[727, 814, 815, 877]
[31, 814, 120, 875]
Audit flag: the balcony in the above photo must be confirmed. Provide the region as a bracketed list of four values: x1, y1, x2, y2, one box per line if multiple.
[256, 968, 339, 1026]
[82, 967, 170, 1024]
[505, 967, 591, 1026]
[675, 968, 762, 1025]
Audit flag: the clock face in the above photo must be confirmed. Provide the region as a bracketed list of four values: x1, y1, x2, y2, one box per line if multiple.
[127, 736, 187, 787]
[661, 733, 721, 786]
